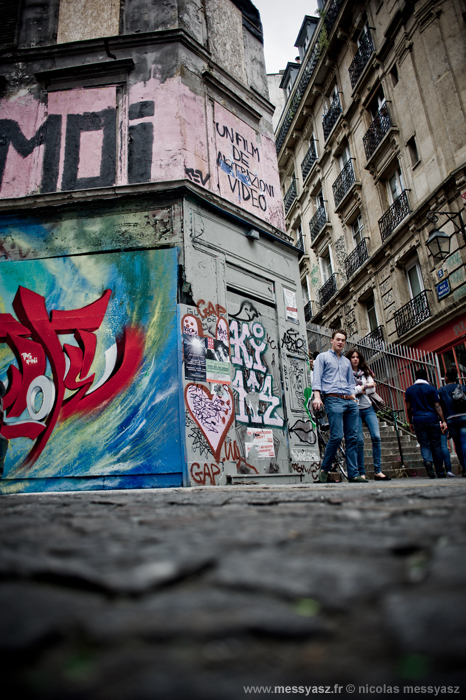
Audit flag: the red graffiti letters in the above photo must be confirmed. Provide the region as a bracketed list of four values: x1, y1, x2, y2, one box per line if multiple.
[190, 462, 221, 485]
[196, 300, 226, 319]
[0, 286, 144, 466]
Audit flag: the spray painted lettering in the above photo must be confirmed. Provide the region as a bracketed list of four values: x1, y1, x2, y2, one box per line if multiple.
[230, 319, 283, 428]
[0, 286, 144, 467]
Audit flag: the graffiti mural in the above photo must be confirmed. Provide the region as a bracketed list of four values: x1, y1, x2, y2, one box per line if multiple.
[0, 248, 183, 491]
[185, 383, 235, 462]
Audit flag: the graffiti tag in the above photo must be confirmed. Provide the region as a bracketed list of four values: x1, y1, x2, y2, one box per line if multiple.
[0, 286, 144, 466]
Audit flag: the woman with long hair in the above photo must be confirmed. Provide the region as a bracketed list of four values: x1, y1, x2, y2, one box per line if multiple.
[345, 348, 391, 481]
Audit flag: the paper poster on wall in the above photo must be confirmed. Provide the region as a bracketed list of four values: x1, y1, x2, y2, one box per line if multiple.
[205, 338, 231, 384]
[245, 428, 275, 459]
[284, 288, 298, 323]
[183, 334, 206, 381]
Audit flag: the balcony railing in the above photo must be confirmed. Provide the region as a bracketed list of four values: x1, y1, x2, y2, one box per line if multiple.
[309, 204, 327, 242]
[318, 273, 338, 308]
[344, 238, 369, 279]
[304, 301, 313, 323]
[332, 159, 356, 209]
[284, 180, 297, 214]
[394, 291, 431, 338]
[322, 92, 342, 141]
[348, 30, 375, 89]
[275, 0, 343, 154]
[301, 142, 317, 180]
[378, 190, 410, 241]
[295, 235, 305, 254]
[360, 325, 384, 347]
[363, 104, 391, 161]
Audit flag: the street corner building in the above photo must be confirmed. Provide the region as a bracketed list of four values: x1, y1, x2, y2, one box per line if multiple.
[273, 0, 466, 369]
[0, 0, 318, 493]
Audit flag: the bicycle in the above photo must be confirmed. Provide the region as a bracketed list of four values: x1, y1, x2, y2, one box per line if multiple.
[312, 406, 348, 480]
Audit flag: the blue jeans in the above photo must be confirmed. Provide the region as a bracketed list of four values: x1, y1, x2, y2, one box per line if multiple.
[358, 406, 382, 475]
[440, 432, 452, 471]
[322, 396, 359, 479]
[413, 421, 445, 476]
[447, 416, 466, 472]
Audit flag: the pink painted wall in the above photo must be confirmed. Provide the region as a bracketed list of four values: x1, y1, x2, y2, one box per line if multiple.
[0, 76, 285, 231]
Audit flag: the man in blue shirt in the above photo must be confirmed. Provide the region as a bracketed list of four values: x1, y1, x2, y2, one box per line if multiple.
[405, 368, 447, 479]
[312, 329, 362, 483]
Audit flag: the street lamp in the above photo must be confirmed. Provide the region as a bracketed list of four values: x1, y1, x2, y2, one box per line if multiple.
[425, 209, 466, 261]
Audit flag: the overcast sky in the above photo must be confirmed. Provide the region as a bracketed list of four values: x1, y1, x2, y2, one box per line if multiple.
[252, 0, 319, 74]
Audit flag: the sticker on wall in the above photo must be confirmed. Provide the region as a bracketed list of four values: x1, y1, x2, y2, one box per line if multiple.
[205, 338, 231, 384]
[284, 288, 298, 324]
[185, 383, 234, 462]
[183, 334, 207, 382]
[245, 428, 275, 460]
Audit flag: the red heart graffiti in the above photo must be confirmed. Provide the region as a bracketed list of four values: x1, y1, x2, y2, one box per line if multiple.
[185, 383, 234, 462]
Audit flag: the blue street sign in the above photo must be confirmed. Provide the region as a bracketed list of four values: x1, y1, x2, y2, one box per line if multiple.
[436, 278, 451, 300]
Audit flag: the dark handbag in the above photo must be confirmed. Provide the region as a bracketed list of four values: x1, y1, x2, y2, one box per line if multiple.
[451, 384, 466, 413]
[369, 391, 385, 411]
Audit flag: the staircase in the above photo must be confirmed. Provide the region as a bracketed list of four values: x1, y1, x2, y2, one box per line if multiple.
[362, 421, 460, 478]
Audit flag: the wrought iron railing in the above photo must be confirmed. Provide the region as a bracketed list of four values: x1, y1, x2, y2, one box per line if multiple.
[360, 325, 384, 347]
[309, 205, 327, 242]
[301, 142, 317, 180]
[363, 104, 391, 161]
[296, 235, 305, 254]
[284, 180, 297, 214]
[378, 190, 410, 241]
[332, 159, 356, 209]
[322, 92, 342, 141]
[394, 291, 431, 338]
[318, 273, 338, 308]
[304, 300, 313, 323]
[348, 30, 375, 88]
[275, 0, 343, 154]
[344, 238, 369, 279]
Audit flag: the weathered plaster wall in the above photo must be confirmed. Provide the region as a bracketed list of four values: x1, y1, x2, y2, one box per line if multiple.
[181, 202, 319, 487]
[57, 0, 121, 44]
[204, 0, 248, 85]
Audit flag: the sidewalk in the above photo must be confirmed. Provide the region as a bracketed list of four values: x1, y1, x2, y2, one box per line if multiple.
[1, 479, 465, 698]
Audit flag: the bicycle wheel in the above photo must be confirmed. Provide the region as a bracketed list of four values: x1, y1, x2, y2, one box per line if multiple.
[315, 407, 348, 480]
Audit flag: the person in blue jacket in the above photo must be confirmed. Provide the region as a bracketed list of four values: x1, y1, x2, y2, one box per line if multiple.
[405, 368, 447, 479]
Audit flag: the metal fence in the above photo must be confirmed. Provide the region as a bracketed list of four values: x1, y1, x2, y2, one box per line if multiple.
[306, 322, 442, 425]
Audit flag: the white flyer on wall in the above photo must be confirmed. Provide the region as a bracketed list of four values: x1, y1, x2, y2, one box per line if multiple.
[245, 429, 275, 459]
[284, 288, 298, 323]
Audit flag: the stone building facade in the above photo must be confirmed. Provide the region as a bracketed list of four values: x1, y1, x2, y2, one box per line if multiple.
[0, 0, 318, 493]
[275, 0, 466, 378]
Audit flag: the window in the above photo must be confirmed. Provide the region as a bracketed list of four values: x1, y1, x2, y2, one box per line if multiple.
[390, 64, 399, 87]
[0, 0, 21, 48]
[321, 252, 333, 283]
[340, 144, 351, 170]
[387, 167, 405, 203]
[296, 223, 304, 250]
[407, 136, 420, 166]
[406, 261, 424, 299]
[366, 295, 378, 332]
[352, 214, 364, 246]
[316, 189, 325, 212]
[370, 88, 386, 120]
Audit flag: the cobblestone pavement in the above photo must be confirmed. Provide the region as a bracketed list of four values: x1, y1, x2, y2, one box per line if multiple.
[1, 479, 466, 699]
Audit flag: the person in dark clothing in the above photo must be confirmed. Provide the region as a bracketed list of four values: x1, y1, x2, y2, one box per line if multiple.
[438, 367, 466, 477]
[405, 368, 447, 479]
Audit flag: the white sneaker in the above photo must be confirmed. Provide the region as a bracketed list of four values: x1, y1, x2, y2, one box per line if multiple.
[446, 471, 455, 477]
